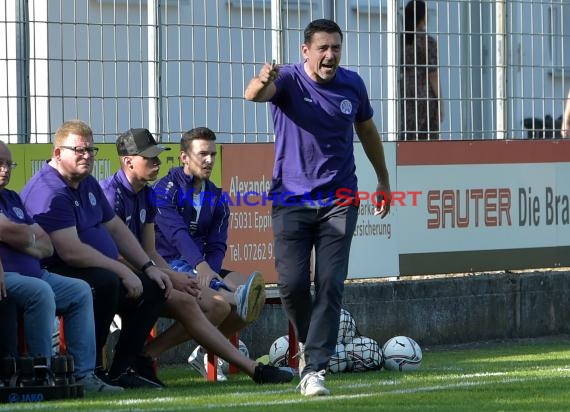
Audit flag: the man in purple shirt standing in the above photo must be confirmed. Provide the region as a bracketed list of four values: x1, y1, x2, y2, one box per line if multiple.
[245, 19, 391, 396]
[20, 120, 173, 389]
[100, 127, 293, 385]
[0, 141, 121, 392]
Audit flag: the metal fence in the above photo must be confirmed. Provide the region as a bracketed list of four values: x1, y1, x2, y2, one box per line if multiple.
[0, 0, 568, 143]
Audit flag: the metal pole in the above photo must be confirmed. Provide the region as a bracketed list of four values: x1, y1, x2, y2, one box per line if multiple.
[322, 0, 334, 20]
[148, 0, 161, 139]
[386, 0, 398, 141]
[16, 0, 30, 143]
[271, 0, 282, 63]
[495, 0, 507, 139]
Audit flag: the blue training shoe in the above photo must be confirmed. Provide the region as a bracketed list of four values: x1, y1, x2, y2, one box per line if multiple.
[234, 271, 265, 323]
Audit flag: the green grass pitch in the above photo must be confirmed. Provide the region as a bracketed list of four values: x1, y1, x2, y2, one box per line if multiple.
[2, 336, 570, 411]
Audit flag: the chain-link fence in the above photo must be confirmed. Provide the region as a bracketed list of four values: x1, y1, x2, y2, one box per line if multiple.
[0, 0, 568, 143]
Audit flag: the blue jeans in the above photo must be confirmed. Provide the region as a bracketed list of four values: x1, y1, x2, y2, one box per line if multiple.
[4, 270, 96, 378]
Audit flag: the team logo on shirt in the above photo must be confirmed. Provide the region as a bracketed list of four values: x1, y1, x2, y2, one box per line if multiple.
[12, 207, 24, 220]
[340, 99, 352, 115]
[140, 209, 146, 223]
[88, 192, 97, 206]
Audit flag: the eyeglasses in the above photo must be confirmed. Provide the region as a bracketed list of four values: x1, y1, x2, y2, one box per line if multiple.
[59, 146, 99, 156]
[0, 160, 17, 170]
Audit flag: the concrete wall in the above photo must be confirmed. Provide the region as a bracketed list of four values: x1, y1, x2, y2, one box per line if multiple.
[155, 270, 570, 364]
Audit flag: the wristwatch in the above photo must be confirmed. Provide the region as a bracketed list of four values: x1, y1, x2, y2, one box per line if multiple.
[140, 260, 156, 273]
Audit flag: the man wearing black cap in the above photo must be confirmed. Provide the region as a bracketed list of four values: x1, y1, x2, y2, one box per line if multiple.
[21, 120, 174, 389]
[100, 127, 294, 386]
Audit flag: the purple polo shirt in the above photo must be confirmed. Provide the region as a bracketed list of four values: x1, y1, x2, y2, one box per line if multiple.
[20, 162, 119, 267]
[0, 189, 43, 277]
[100, 168, 156, 244]
[270, 63, 374, 198]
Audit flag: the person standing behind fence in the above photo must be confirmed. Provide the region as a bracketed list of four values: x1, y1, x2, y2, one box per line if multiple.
[400, 0, 443, 140]
[244, 19, 391, 397]
[562, 90, 570, 138]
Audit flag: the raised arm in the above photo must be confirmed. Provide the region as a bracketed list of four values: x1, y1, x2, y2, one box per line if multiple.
[244, 61, 279, 102]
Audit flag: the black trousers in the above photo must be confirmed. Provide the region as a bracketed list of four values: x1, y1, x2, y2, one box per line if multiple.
[272, 200, 358, 376]
[0, 297, 17, 357]
[48, 264, 166, 375]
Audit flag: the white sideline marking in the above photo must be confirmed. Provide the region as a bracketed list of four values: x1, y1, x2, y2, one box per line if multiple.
[198, 375, 570, 409]
[3, 369, 569, 411]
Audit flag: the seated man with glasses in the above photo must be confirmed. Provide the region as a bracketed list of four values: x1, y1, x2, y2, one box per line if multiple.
[58, 146, 100, 156]
[0, 160, 17, 170]
[20, 119, 173, 389]
[0, 141, 121, 392]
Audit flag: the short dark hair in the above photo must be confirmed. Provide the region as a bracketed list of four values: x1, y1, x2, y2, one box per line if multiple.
[404, 0, 426, 44]
[181, 127, 216, 152]
[304, 19, 343, 44]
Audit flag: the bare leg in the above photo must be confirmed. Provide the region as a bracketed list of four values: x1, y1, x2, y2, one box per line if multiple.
[143, 288, 230, 355]
[217, 271, 250, 336]
[143, 289, 257, 377]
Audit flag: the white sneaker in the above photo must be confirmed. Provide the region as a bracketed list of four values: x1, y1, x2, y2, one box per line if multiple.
[203, 353, 228, 382]
[188, 346, 207, 378]
[234, 271, 265, 323]
[297, 370, 330, 396]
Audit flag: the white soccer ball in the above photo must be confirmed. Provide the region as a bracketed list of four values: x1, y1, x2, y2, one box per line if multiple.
[337, 308, 358, 344]
[268, 335, 290, 367]
[382, 336, 422, 371]
[345, 336, 383, 372]
[328, 342, 348, 373]
[206, 339, 249, 375]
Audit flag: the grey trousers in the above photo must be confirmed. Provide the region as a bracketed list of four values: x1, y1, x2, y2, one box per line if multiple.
[272, 200, 358, 376]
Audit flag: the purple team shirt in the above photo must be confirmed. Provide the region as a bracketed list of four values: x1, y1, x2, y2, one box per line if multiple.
[270, 62, 374, 198]
[0, 189, 43, 277]
[100, 168, 156, 244]
[20, 162, 119, 267]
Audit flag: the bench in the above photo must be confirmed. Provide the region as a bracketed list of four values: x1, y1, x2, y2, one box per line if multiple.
[17, 314, 66, 355]
[205, 286, 299, 381]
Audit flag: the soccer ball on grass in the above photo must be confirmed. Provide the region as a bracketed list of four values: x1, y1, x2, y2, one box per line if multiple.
[328, 342, 349, 373]
[344, 336, 383, 371]
[382, 335, 422, 371]
[268, 335, 290, 367]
